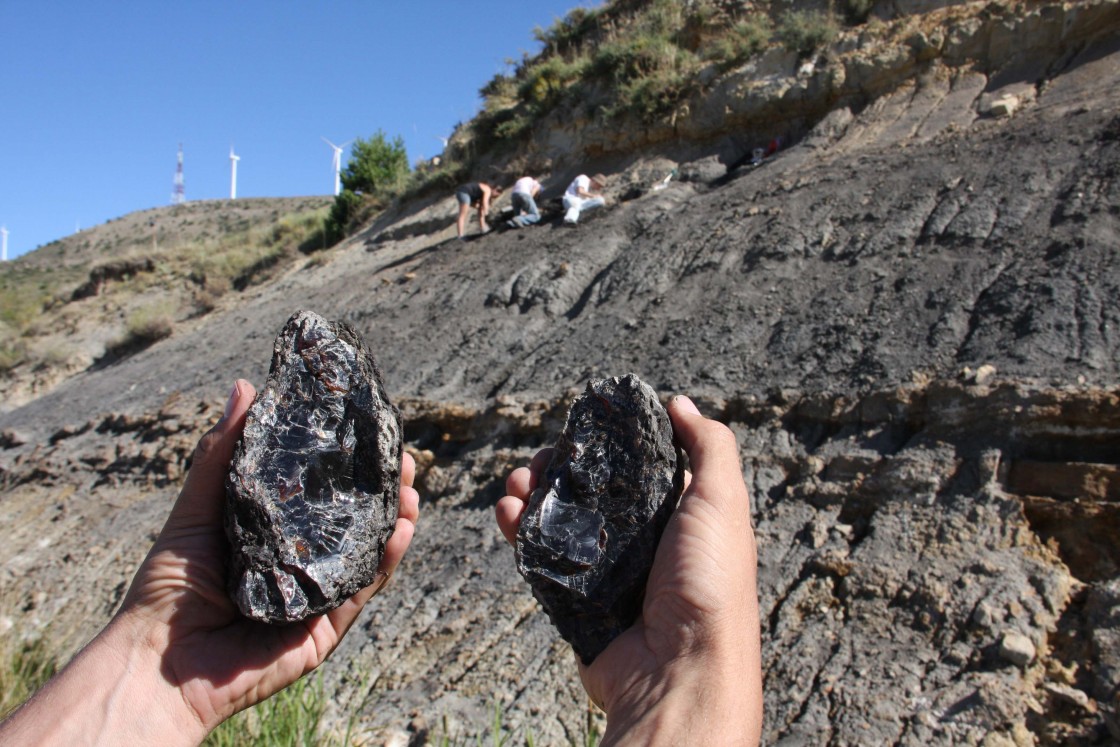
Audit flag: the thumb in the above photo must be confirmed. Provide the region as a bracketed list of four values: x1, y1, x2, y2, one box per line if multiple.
[166, 379, 256, 530]
[666, 396, 749, 517]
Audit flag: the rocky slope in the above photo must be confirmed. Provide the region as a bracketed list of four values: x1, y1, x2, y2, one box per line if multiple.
[2, 1, 1120, 744]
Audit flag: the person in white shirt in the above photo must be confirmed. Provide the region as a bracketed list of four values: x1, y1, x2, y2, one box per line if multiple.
[507, 176, 543, 228]
[563, 173, 607, 224]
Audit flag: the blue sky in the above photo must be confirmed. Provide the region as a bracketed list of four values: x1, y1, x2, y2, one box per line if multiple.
[0, 1, 595, 260]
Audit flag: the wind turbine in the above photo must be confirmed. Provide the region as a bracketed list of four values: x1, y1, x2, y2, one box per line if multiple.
[1, 226, 8, 262]
[322, 137, 351, 196]
[229, 146, 240, 200]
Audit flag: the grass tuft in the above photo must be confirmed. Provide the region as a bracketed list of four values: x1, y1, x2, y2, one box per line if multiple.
[777, 9, 839, 58]
[204, 674, 329, 747]
[0, 636, 59, 720]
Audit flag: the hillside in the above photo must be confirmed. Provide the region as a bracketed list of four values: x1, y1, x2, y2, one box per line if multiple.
[2, 0, 1120, 744]
[0, 197, 331, 412]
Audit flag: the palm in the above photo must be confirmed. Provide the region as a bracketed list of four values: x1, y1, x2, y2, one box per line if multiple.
[118, 380, 418, 732]
[124, 532, 326, 727]
[495, 399, 757, 720]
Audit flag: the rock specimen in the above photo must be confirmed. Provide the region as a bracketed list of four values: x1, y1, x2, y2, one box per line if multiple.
[516, 374, 685, 664]
[225, 310, 401, 623]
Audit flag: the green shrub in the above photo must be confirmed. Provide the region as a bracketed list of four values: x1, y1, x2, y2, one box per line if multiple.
[0, 325, 27, 374]
[702, 17, 773, 69]
[188, 238, 288, 294]
[532, 6, 603, 57]
[398, 157, 470, 203]
[0, 267, 66, 329]
[325, 189, 363, 244]
[480, 71, 520, 103]
[618, 65, 691, 121]
[518, 56, 587, 106]
[591, 33, 698, 121]
[340, 131, 410, 198]
[777, 9, 838, 58]
[268, 210, 326, 248]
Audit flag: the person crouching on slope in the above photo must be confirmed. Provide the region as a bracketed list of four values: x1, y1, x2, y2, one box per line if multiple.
[563, 173, 607, 224]
[455, 181, 502, 239]
[507, 176, 542, 228]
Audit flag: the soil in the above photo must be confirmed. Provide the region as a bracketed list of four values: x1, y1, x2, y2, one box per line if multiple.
[1, 12, 1119, 747]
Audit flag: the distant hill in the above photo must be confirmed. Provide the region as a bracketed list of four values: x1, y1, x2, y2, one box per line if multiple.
[0, 196, 330, 411]
[14, 196, 331, 271]
[2, 1, 1119, 744]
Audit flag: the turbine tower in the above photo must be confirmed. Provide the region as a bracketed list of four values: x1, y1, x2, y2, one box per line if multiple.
[171, 143, 185, 204]
[229, 146, 240, 200]
[1, 226, 8, 262]
[322, 137, 351, 196]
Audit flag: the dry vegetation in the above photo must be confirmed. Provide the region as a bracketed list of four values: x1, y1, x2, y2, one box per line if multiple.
[0, 199, 331, 393]
[468, 0, 853, 147]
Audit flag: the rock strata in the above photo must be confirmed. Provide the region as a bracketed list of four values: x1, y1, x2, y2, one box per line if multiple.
[225, 310, 401, 623]
[515, 374, 684, 664]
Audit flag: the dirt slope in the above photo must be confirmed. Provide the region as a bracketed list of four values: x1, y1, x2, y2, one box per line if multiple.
[2, 5, 1120, 746]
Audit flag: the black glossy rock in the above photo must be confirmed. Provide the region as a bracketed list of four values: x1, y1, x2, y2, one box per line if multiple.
[515, 374, 685, 664]
[225, 310, 402, 623]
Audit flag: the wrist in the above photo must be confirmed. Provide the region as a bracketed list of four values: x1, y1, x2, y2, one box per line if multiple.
[103, 610, 211, 744]
[601, 646, 760, 746]
[0, 612, 208, 746]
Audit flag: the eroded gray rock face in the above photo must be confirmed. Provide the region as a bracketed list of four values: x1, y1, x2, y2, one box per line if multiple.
[225, 310, 401, 623]
[516, 374, 684, 664]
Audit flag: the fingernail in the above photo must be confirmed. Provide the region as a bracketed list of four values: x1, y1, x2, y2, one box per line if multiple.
[671, 395, 701, 416]
[223, 381, 240, 421]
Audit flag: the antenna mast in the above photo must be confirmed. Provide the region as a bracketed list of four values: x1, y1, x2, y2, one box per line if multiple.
[172, 143, 185, 204]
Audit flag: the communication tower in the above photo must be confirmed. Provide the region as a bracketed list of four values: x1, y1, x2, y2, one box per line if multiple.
[172, 143, 185, 204]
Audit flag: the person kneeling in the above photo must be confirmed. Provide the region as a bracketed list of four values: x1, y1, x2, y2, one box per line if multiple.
[562, 173, 607, 225]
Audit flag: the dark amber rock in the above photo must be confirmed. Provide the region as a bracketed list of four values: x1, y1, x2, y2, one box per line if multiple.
[516, 374, 685, 664]
[225, 310, 401, 623]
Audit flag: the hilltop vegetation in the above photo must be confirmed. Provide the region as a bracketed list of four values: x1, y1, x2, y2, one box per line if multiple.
[331, 0, 863, 209]
[0, 197, 330, 409]
[472, 0, 845, 139]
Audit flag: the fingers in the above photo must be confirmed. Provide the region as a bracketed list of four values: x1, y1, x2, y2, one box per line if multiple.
[322, 456, 420, 642]
[666, 395, 749, 515]
[505, 466, 534, 500]
[496, 448, 554, 546]
[166, 379, 256, 530]
[401, 450, 416, 485]
[495, 496, 524, 546]
[528, 448, 554, 482]
[378, 453, 420, 579]
[399, 452, 419, 525]
[377, 513, 416, 579]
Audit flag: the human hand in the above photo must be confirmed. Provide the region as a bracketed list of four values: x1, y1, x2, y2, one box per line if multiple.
[495, 395, 761, 746]
[120, 378, 420, 734]
[0, 379, 419, 746]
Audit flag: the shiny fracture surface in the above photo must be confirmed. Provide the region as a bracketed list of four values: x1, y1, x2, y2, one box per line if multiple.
[225, 310, 402, 623]
[515, 374, 684, 664]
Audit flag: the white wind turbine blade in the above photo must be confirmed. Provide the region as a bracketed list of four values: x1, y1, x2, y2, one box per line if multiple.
[322, 137, 352, 196]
